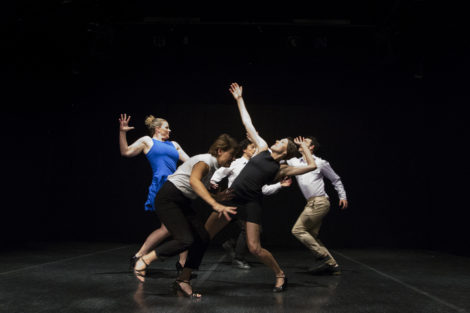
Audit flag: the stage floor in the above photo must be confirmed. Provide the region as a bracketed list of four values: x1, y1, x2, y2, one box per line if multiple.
[1, 242, 469, 313]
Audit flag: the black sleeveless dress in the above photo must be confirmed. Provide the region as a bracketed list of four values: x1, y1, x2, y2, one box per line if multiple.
[225, 150, 280, 224]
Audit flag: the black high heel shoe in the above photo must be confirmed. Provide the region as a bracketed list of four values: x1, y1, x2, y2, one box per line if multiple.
[175, 261, 198, 279]
[272, 276, 288, 293]
[172, 279, 201, 298]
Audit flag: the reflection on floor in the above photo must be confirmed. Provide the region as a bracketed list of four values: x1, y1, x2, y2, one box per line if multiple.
[1, 242, 469, 313]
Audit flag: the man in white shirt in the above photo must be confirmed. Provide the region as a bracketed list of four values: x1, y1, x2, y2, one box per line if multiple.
[287, 136, 348, 275]
[211, 139, 292, 269]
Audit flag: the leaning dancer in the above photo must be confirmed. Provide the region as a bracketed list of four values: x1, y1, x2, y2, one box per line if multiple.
[287, 136, 348, 274]
[133, 134, 238, 298]
[119, 114, 190, 271]
[180, 82, 318, 294]
[211, 139, 292, 269]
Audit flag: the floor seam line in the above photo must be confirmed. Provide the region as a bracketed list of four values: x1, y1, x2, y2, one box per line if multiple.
[0, 245, 132, 276]
[333, 250, 468, 313]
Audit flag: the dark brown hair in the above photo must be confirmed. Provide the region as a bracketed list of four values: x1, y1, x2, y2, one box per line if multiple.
[284, 138, 297, 160]
[305, 135, 320, 152]
[208, 134, 238, 157]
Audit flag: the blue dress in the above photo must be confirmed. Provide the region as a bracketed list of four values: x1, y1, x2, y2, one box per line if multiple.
[144, 139, 179, 211]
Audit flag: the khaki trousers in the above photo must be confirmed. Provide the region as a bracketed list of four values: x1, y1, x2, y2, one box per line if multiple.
[291, 196, 337, 266]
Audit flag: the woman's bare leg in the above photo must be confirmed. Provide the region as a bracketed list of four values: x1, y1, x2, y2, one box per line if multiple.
[204, 211, 231, 239]
[136, 225, 187, 269]
[135, 224, 170, 257]
[245, 221, 285, 287]
[178, 250, 188, 268]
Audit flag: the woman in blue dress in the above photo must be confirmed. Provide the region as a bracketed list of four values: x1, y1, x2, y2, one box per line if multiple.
[119, 113, 190, 269]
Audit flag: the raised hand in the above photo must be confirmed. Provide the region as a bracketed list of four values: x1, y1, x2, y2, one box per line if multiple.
[229, 82, 243, 100]
[119, 114, 135, 132]
[294, 136, 309, 153]
[293, 136, 306, 146]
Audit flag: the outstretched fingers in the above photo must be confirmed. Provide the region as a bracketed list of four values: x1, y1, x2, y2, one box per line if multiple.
[119, 113, 131, 124]
[294, 136, 306, 145]
[229, 82, 243, 99]
[219, 205, 237, 221]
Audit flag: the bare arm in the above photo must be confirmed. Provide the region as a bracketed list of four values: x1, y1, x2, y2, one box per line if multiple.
[172, 141, 190, 162]
[276, 137, 317, 178]
[190, 162, 237, 220]
[119, 114, 150, 157]
[229, 83, 268, 152]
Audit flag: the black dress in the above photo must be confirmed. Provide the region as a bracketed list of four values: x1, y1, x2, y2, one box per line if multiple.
[226, 150, 280, 224]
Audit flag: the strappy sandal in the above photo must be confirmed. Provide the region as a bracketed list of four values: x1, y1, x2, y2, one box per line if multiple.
[272, 276, 288, 293]
[129, 255, 139, 271]
[133, 256, 149, 283]
[172, 279, 201, 298]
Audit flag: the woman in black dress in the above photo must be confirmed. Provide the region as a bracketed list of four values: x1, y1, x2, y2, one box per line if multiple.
[178, 83, 318, 294]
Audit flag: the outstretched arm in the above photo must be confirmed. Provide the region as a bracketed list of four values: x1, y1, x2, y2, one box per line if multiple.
[210, 167, 233, 189]
[262, 177, 292, 195]
[190, 162, 237, 221]
[229, 83, 268, 152]
[172, 141, 190, 162]
[119, 113, 150, 157]
[276, 137, 317, 178]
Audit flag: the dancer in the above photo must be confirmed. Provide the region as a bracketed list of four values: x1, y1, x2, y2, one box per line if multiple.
[133, 134, 238, 298]
[171, 82, 318, 295]
[119, 114, 190, 270]
[211, 139, 292, 269]
[287, 136, 348, 275]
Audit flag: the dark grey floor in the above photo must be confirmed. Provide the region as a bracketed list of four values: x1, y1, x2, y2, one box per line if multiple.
[1, 242, 469, 313]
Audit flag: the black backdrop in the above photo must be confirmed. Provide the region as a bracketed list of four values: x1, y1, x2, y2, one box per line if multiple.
[4, 1, 469, 255]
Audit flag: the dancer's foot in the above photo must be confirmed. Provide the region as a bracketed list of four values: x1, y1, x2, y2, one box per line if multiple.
[129, 254, 141, 270]
[325, 264, 342, 275]
[173, 279, 202, 298]
[133, 256, 149, 283]
[273, 274, 287, 293]
[308, 257, 340, 275]
[308, 255, 332, 274]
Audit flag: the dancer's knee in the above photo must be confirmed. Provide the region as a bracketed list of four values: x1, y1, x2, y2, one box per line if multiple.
[291, 225, 304, 238]
[248, 242, 262, 256]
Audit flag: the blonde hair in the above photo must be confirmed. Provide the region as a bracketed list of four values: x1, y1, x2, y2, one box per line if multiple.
[144, 115, 167, 136]
[208, 134, 238, 157]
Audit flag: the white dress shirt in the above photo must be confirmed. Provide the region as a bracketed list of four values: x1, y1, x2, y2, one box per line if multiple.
[287, 155, 347, 200]
[210, 156, 282, 196]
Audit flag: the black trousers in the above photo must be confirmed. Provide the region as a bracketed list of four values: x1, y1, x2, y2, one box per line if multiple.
[154, 181, 210, 269]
